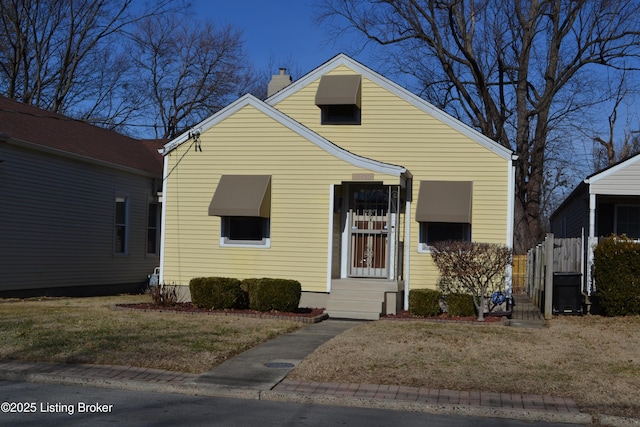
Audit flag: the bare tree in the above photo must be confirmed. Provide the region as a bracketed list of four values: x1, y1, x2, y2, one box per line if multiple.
[0, 0, 173, 125]
[128, 14, 250, 139]
[317, 0, 640, 253]
[590, 72, 640, 171]
[431, 241, 512, 321]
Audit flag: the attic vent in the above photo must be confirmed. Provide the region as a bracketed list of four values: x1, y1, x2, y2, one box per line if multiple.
[315, 75, 362, 125]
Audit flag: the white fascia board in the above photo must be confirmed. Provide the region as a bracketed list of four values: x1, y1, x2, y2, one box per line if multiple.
[585, 152, 640, 186]
[266, 53, 515, 161]
[161, 93, 406, 177]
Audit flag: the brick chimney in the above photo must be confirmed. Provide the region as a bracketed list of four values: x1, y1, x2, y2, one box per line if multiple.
[267, 68, 292, 97]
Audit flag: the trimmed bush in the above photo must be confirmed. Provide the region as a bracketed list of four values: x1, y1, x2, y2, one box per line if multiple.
[189, 277, 244, 310]
[409, 289, 441, 317]
[243, 278, 301, 312]
[594, 235, 640, 316]
[446, 293, 476, 317]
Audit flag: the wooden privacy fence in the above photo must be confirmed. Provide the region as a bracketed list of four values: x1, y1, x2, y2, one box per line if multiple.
[512, 254, 527, 293]
[525, 233, 583, 320]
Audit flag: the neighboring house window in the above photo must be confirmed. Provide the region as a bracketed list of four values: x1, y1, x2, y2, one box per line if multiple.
[415, 181, 473, 252]
[208, 175, 272, 248]
[147, 202, 159, 254]
[115, 196, 128, 254]
[615, 205, 640, 239]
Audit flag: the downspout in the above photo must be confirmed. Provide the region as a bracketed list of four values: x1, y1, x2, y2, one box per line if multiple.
[158, 151, 169, 284]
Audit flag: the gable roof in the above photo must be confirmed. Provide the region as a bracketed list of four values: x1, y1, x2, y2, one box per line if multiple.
[550, 152, 640, 221]
[585, 151, 640, 184]
[161, 94, 409, 178]
[267, 53, 516, 161]
[0, 96, 163, 176]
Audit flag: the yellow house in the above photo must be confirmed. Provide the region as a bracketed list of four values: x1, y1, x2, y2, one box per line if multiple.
[159, 54, 516, 319]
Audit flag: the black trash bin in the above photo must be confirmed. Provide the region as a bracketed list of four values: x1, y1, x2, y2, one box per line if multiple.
[552, 272, 582, 315]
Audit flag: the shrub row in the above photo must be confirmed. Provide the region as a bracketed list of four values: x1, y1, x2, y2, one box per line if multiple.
[189, 277, 301, 312]
[408, 289, 475, 317]
[594, 235, 640, 316]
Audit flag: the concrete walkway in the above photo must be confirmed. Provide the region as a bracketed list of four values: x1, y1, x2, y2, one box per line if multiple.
[0, 297, 633, 426]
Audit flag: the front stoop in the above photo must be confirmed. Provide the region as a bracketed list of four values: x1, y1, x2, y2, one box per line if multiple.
[326, 279, 400, 320]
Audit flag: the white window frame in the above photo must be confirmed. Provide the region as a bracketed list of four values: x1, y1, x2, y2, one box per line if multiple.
[417, 222, 472, 253]
[114, 195, 129, 255]
[219, 216, 271, 248]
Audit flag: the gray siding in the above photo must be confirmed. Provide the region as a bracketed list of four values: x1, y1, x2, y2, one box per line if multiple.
[0, 142, 159, 293]
[551, 188, 588, 238]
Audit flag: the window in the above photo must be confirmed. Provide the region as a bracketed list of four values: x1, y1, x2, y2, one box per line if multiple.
[320, 105, 361, 125]
[420, 222, 471, 247]
[221, 216, 270, 245]
[315, 74, 362, 125]
[615, 205, 640, 239]
[208, 175, 272, 248]
[415, 181, 473, 252]
[147, 202, 159, 254]
[114, 197, 128, 254]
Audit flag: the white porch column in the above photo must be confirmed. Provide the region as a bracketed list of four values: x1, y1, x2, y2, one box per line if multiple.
[587, 192, 596, 294]
[404, 197, 411, 310]
[326, 184, 335, 292]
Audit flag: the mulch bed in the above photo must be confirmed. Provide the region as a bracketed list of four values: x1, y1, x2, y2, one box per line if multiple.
[116, 302, 506, 324]
[114, 302, 328, 324]
[382, 310, 505, 323]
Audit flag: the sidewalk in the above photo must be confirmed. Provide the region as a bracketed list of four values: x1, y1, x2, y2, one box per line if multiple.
[0, 298, 625, 426]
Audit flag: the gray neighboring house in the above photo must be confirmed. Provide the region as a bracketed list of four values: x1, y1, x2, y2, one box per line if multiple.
[0, 96, 164, 297]
[550, 152, 640, 294]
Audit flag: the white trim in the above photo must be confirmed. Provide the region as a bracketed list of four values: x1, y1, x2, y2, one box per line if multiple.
[159, 156, 169, 284]
[587, 193, 597, 294]
[266, 54, 514, 161]
[161, 94, 406, 178]
[585, 152, 640, 184]
[340, 185, 350, 278]
[219, 237, 271, 249]
[505, 159, 516, 297]
[507, 159, 516, 249]
[326, 184, 335, 292]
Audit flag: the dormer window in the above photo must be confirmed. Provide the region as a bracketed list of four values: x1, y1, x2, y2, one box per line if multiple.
[315, 75, 361, 125]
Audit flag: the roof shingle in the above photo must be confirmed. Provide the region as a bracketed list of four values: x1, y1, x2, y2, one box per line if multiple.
[0, 96, 164, 176]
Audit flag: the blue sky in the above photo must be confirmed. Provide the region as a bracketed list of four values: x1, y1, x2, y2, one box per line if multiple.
[190, 0, 369, 78]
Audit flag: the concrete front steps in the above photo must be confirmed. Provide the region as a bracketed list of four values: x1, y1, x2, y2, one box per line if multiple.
[326, 279, 402, 320]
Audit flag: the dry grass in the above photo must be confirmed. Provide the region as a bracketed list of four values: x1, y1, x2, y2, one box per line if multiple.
[288, 316, 640, 419]
[2, 295, 639, 419]
[0, 295, 301, 373]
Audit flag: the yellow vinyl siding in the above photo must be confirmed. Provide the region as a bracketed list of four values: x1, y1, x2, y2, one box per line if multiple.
[162, 104, 399, 292]
[274, 67, 510, 290]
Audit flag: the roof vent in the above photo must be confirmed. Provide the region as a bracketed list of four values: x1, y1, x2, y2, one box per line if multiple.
[267, 68, 292, 97]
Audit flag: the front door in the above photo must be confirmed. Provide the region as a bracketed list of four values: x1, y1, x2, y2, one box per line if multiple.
[348, 185, 391, 278]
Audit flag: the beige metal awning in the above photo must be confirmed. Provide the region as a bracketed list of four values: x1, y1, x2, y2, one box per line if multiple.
[315, 75, 362, 107]
[208, 175, 271, 218]
[415, 181, 473, 223]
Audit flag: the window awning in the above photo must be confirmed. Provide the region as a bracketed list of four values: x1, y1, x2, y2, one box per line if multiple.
[315, 75, 361, 108]
[415, 181, 472, 223]
[208, 175, 271, 218]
